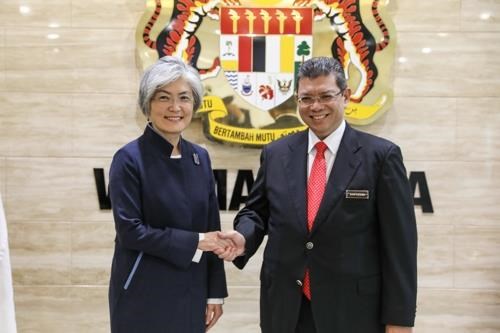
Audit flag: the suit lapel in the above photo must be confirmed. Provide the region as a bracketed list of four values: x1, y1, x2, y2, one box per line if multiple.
[283, 131, 309, 234]
[311, 125, 362, 235]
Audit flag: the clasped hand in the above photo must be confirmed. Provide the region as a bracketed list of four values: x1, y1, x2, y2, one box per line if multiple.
[199, 231, 245, 261]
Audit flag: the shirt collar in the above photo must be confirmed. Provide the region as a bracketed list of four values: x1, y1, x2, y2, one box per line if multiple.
[307, 120, 346, 155]
[144, 123, 185, 157]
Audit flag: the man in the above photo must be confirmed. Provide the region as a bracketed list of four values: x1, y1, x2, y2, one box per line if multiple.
[217, 57, 417, 333]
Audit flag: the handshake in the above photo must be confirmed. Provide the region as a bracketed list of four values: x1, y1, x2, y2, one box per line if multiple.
[199, 231, 246, 261]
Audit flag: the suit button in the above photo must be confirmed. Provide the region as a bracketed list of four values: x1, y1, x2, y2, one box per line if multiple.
[306, 242, 314, 250]
[296, 280, 303, 287]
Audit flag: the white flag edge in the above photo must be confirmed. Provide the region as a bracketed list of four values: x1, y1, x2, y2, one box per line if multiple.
[0, 192, 18, 333]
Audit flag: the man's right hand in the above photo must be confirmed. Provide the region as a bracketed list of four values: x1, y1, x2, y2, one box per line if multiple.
[214, 231, 246, 261]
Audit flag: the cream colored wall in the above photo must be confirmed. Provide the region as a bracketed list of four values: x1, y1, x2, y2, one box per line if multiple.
[0, 1, 499, 332]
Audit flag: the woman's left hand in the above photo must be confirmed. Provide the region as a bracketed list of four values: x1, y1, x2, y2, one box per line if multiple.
[205, 303, 223, 331]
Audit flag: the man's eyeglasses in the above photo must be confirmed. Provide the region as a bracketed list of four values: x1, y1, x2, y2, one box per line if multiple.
[297, 90, 344, 106]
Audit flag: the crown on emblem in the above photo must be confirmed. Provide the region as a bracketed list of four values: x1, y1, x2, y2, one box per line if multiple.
[277, 79, 292, 92]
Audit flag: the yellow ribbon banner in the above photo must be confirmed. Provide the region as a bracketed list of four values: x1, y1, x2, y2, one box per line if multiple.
[198, 96, 307, 146]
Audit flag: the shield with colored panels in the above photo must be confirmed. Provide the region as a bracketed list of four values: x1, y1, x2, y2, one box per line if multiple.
[219, 7, 313, 111]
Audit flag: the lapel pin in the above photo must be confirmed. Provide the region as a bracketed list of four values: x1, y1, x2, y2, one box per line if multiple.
[193, 153, 200, 165]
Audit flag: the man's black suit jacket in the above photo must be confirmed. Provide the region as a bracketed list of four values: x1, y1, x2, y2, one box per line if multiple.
[234, 124, 417, 333]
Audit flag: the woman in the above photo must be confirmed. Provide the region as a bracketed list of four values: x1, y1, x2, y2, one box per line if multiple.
[108, 56, 228, 332]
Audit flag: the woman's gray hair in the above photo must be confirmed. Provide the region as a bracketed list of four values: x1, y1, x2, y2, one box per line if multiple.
[138, 56, 204, 117]
[297, 57, 347, 92]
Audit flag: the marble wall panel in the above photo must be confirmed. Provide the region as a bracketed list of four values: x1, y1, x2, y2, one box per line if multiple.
[220, 213, 238, 229]
[416, 288, 500, 332]
[0, 0, 72, 28]
[72, 67, 138, 94]
[14, 286, 109, 333]
[5, 157, 114, 222]
[69, 286, 109, 333]
[4, 27, 69, 47]
[9, 222, 71, 285]
[407, 160, 500, 226]
[391, 0, 460, 32]
[0, 92, 72, 157]
[5, 158, 81, 221]
[71, 222, 115, 285]
[454, 226, 500, 289]
[5, 28, 136, 69]
[71, 93, 142, 157]
[71, 0, 146, 29]
[4, 28, 73, 69]
[394, 32, 462, 97]
[14, 286, 75, 333]
[3, 27, 74, 92]
[62, 29, 136, 70]
[212, 286, 260, 333]
[451, 33, 500, 97]
[417, 224, 454, 288]
[461, 0, 500, 31]
[62, 158, 114, 223]
[358, 97, 457, 161]
[456, 97, 500, 162]
[4, 68, 75, 93]
[0, 28, 5, 92]
[452, 162, 500, 225]
[4, 28, 139, 94]
[394, 32, 500, 98]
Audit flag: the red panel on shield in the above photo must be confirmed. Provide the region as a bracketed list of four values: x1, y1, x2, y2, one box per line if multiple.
[239, 36, 252, 72]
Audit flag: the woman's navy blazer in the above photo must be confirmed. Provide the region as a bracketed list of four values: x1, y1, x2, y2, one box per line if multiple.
[108, 125, 227, 333]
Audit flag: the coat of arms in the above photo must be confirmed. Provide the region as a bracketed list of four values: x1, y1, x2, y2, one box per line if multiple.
[136, 0, 396, 146]
[219, 6, 312, 111]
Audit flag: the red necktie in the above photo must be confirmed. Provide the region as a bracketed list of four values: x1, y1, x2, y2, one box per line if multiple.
[303, 141, 328, 300]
